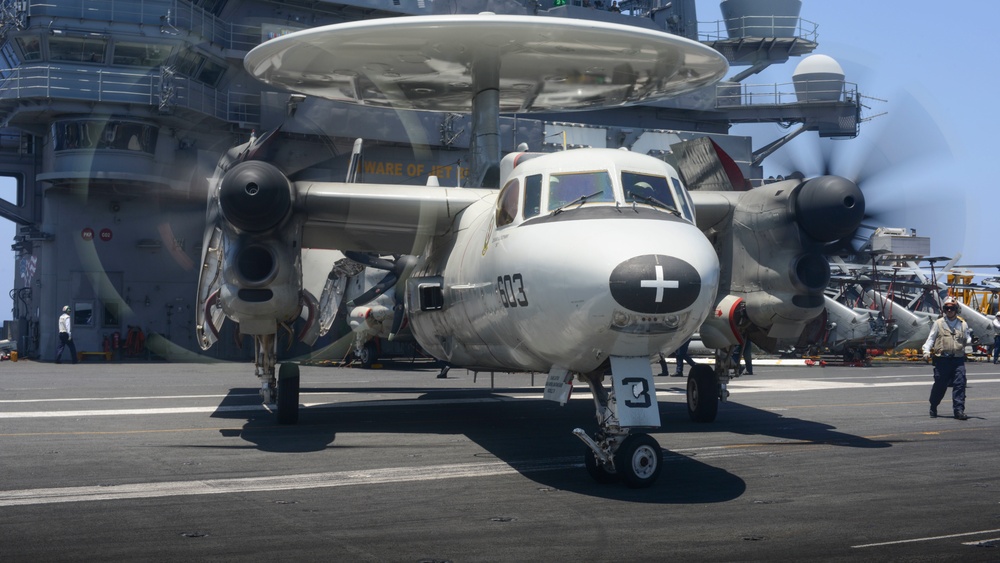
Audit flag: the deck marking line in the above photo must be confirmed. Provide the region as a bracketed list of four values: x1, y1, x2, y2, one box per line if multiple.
[0, 460, 576, 507]
[852, 528, 1000, 548]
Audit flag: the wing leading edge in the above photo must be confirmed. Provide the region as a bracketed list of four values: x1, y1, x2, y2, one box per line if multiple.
[296, 181, 494, 255]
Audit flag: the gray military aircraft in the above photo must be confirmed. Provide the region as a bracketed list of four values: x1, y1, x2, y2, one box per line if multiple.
[194, 14, 864, 487]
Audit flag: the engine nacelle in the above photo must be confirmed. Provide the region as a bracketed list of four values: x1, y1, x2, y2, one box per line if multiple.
[699, 294, 746, 349]
[348, 305, 391, 331]
[219, 161, 294, 234]
[215, 162, 306, 336]
[728, 175, 863, 343]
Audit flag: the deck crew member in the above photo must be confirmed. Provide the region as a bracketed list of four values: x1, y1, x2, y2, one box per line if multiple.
[991, 312, 1000, 364]
[55, 305, 78, 364]
[922, 297, 971, 420]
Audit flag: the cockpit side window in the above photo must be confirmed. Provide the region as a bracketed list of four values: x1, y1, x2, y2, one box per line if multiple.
[546, 171, 614, 213]
[671, 177, 695, 222]
[495, 178, 520, 227]
[524, 174, 542, 219]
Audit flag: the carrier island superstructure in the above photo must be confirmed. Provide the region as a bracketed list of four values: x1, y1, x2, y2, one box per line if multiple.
[0, 0, 863, 361]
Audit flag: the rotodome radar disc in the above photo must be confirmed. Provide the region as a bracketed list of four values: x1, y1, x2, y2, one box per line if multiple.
[245, 13, 729, 113]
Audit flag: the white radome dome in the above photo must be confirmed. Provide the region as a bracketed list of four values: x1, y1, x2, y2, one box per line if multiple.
[793, 54, 845, 79]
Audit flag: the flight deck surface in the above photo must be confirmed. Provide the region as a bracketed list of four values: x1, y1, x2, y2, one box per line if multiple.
[1, 359, 998, 561]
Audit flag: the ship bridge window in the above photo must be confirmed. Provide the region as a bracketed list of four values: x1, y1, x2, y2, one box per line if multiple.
[546, 171, 614, 213]
[193, 0, 226, 16]
[496, 178, 520, 227]
[53, 119, 158, 153]
[173, 49, 202, 76]
[49, 35, 107, 63]
[172, 49, 226, 86]
[197, 59, 226, 86]
[623, 171, 687, 219]
[112, 41, 170, 67]
[14, 36, 40, 62]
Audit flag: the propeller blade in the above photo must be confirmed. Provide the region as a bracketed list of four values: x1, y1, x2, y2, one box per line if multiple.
[344, 251, 397, 272]
[388, 301, 406, 341]
[297, 289, 321, 346]
[347, 271, 398, 307]
[766, 80, 957, 258]
[243, 125, 282, 161]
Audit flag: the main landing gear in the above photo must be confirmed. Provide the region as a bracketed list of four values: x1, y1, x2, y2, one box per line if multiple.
[684, 347, 741, 423]
[686, 364, 720, 422]
[253, 334, 300, 425]
[574, 367, 662, 488]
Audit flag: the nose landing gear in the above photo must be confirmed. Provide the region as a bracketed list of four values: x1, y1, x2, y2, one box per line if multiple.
[573, 361, 663, 488]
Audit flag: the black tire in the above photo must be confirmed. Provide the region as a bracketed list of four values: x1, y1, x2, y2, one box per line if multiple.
[687, 364, 719, 423]
[583, 447, 619, 484]
[614, 434, 662, 489]
[276, 363, 300, 425]
[359, 340, 378, 369]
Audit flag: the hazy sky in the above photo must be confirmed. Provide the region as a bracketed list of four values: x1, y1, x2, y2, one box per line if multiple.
[695, 0, 995, 265]
[1, 1, 994, 322]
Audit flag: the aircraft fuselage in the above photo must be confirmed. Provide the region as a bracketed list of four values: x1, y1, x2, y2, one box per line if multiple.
[405, 149, 720, 374]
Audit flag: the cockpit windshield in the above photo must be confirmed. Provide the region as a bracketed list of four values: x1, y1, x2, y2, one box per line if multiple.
[546, 171, 615, 213]
[623, 171, 692, 221]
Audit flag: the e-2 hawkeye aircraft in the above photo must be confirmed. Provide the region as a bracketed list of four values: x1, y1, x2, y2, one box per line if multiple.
[195, 14, 865, 487]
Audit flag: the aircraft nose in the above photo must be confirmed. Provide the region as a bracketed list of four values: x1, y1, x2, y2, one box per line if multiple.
[609, 254, 702, 314]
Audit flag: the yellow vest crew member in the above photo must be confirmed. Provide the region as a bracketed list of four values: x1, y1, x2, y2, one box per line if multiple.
[921, 297, 971, 420]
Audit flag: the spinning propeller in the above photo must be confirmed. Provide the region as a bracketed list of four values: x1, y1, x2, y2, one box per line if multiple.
[764, 84, 956, 255]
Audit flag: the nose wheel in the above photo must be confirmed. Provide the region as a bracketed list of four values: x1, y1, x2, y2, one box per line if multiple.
[579, 430, 663, 488]
[575, 367, 663, 488]
[615, 433, 662, 488]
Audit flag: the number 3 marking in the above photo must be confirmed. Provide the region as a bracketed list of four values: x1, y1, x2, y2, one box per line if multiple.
[621, 377, 651, 408]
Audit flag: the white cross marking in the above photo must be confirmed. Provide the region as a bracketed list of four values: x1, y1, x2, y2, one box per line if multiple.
[640, 265, 678, 303]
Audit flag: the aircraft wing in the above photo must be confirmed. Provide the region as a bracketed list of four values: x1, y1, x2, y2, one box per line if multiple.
[294, 181, 495, 254]
[688, 191, 739, 233]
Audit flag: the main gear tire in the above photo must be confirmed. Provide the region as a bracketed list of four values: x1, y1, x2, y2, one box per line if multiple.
[687, 364, 719, 423]
[277, 362, 300, 425]
[359, 341, 378, 369]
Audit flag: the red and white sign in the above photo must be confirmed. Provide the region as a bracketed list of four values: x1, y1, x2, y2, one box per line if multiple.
[81, 227, 94, 241]
[99, 228, 113, 242]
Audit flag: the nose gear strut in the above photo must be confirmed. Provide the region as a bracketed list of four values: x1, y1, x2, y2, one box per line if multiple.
[573, 365, 663, 488]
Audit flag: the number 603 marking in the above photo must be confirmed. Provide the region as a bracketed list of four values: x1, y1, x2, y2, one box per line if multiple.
[497, 273, 528, 308]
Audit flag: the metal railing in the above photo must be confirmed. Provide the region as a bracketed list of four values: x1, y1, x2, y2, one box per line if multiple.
[17, 0, 254, 51]
[716, 80, 858, 107]
[0, 65, 259, 125]
[698, 17, 818, 43]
